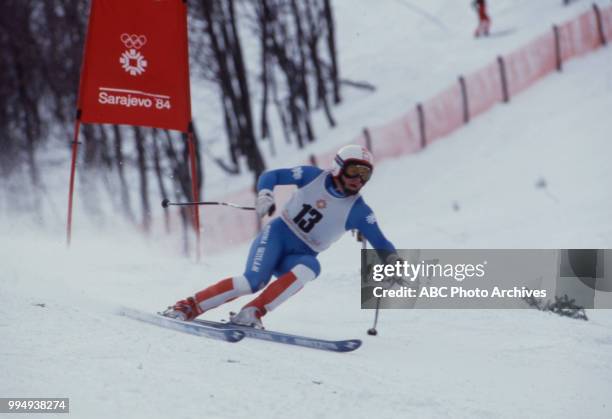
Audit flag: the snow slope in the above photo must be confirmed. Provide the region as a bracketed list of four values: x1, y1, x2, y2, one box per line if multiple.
[2, 44, 612, 418]
[197, 0, 612, 196]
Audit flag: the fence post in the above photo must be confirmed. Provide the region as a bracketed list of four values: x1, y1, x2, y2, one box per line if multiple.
[416, 103, 426, 149]
[553, 25, 563, 72]
[458, 75, 470, 124]
[497, 56, 510, 103]
[593, 4, 607, 46]
[362, 127, 372, 152]
[309, 154, 318, 167]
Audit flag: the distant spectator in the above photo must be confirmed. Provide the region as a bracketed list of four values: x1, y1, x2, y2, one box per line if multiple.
[473, 0, 491, 37]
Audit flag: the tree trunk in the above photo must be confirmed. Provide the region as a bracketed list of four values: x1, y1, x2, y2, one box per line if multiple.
[133, 127, 151, 232]
[323, 0, 341, 104]
[112, 125, 136, 223]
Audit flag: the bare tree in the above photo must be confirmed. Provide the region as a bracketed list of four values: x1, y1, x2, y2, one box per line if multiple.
[247, 0, 341, 148]
[0, 0, 344, 231]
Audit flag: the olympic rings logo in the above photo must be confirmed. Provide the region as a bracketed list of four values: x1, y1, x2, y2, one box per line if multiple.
[120, 33, 147, 50]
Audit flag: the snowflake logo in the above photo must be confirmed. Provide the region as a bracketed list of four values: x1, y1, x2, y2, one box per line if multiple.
[292, 167, 303, 180]
[119, 33, 148, 76]
[120, 49, 148, 76]
[366, 213, 377, 224]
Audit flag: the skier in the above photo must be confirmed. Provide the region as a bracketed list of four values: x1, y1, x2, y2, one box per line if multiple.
[163, 145, 398, 328]
[473, 0, 491, 37]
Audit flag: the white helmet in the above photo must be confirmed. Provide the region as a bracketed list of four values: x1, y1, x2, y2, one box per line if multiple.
[331, 145, 374, 178]
[331, 145, 374, 195]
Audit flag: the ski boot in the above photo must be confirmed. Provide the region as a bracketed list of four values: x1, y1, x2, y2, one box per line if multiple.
[162, 297, 202, 321]
[229, 307, 264, 329]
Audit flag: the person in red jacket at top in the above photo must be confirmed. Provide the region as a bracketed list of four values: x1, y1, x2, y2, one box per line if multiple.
[473, 0, 491, 37]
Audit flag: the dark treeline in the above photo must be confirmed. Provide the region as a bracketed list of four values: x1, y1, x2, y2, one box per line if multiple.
[0, 0, 342, 233]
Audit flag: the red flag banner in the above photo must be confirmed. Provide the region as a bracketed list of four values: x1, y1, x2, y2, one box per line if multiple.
[78, 0, 191, 132]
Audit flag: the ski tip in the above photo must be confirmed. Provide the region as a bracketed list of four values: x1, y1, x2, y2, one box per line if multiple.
[337, 339, 362, 352]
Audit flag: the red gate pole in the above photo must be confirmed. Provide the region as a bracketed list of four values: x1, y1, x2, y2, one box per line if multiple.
[187, 122, 201, 260]
[66, 111, 82, 246]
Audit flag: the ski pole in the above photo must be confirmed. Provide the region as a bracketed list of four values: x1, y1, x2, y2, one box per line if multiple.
[161, 198, 255, 211]
[367, 296, 381, 336]
[358, 231, 380, 336]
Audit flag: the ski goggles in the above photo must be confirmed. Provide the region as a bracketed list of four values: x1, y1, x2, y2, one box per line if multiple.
[343, 164, 372, 182]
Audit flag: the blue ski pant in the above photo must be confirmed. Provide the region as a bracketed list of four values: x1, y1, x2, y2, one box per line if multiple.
[243, 218, 321, 292]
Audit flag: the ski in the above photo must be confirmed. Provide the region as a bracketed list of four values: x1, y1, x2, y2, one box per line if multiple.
[193, 319, 362, 353]
[118, 307, 245, 343]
